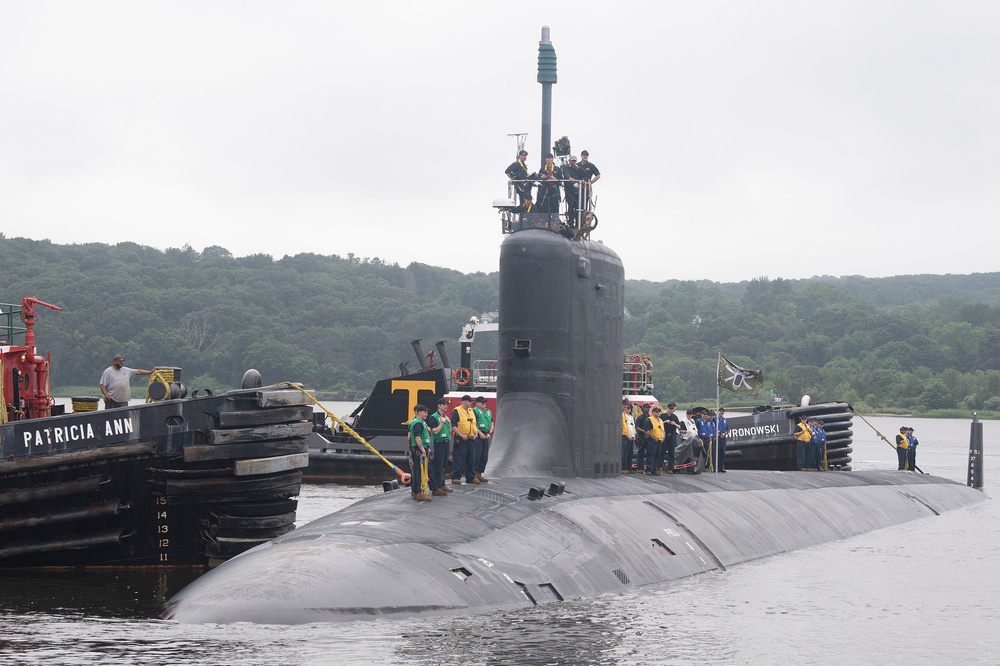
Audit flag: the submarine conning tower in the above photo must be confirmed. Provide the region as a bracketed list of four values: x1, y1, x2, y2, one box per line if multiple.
[488, 228, 625, 479]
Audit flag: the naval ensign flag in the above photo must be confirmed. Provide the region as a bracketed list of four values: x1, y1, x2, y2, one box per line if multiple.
[717, 354, 764, 395]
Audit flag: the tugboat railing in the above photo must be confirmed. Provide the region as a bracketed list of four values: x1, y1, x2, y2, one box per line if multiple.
[466, 357, 652, 396]
[0, 303, 27, 345]
[472, 359, 498, 390]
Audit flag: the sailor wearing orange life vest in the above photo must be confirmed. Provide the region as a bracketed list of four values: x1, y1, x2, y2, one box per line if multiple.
[646, 406, 666, 475]
[537, 153, 561, 214]
[621, 399, 636, 473]
[450, 395, 479, 485]
[794, 415, 812, 470]
[895, 426, 910, 470]
[519, 193, 534, 220]
[505, 149, 532, 204]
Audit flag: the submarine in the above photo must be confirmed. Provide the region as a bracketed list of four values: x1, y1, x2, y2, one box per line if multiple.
[163, 28, 986, 624]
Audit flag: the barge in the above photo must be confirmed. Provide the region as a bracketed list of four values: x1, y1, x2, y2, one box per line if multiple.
[1, 297, 311, 568]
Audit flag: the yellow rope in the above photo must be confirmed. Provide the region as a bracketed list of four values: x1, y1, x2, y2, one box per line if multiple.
[279, 382, 411, 484]
[850, 407, 897, 450]
[850, 406, 923, 473]
[145, 368, 176, 403]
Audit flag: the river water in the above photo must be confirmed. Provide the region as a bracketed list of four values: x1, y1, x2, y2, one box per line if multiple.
[2, 415, 997, 665]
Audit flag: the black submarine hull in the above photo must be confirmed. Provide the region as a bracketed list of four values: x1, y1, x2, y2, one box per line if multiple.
[164, 226, 983, 624]
[164, 470, 983, 623]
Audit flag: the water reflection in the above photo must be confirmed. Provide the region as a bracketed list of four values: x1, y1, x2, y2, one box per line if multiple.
[0, 570, 200, 619]
[395, 601, 633, 666]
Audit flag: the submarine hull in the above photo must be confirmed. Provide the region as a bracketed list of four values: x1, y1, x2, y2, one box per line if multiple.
[164, 470, 984, 624]
[164, 221, 987, 625]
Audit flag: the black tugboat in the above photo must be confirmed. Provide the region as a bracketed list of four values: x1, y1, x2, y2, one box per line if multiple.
[724, 400, 854, 470]
[305, 317, 855, 483]
[1, 297, 312, 568]
[304, 329, 661, 485]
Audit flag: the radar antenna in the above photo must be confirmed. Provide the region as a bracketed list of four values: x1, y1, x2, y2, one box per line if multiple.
[507, 133, 528, 156]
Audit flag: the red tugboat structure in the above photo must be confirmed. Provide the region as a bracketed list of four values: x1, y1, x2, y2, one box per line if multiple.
[1, 297, 62, 422]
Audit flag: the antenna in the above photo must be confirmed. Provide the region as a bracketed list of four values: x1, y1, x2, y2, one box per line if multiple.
[507, 133, 528, 155]
[537, 26, 557, 165]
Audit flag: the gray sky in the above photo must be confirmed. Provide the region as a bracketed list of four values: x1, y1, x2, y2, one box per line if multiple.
[2, 2, 997, 283]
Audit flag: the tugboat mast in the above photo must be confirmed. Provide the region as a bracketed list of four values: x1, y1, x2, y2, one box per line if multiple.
[537, 26, 557, 165]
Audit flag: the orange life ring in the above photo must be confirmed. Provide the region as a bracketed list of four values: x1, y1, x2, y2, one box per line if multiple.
[452, 368, 471, 386]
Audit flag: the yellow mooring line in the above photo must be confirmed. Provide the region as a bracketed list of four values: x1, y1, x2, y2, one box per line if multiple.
[281, 382, 411, 485]
[850, 405, 924, 474]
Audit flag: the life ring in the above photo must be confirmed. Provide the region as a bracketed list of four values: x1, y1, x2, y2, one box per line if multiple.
[630, 354, 640, 363]
[452, 368, 471, 386]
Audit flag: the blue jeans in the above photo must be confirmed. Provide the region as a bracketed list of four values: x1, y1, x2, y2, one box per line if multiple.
[621, 435, 633, 471]
[797, 441, 808, 470]
[647, 439, 663, 472]
[452, 438, 474, 481]
[664, 433, 676, 471]
[469, 438, 482, 480]
[808, 441, 821, 469]
[476, 436, 491, 473]
[429, 439, 449, 490]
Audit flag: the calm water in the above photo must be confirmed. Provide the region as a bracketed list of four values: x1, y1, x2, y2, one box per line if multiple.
[2, 415, 997, 665]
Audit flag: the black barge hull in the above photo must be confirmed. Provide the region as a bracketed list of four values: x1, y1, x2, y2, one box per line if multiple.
[1, 385, 311, 569]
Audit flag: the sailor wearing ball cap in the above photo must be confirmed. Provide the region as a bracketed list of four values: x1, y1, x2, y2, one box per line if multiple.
[505, 149, 532, 204]
[451, 395, 479, 485]
[905, 426, 919, 472]
[895, 426, 911, 470]
[562, 155, 585, 227]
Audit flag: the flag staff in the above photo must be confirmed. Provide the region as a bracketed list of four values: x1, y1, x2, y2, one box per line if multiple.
[714, 351, 721, 474]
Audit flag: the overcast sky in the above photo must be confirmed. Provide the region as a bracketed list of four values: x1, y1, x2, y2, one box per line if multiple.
[2, 2, 997, 283]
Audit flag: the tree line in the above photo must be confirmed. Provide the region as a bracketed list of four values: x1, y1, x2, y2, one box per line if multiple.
[3, 234, 1000, 412]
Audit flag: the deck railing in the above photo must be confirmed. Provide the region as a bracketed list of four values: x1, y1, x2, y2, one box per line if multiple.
[465, 358, 653, 395]
[0, 303, 26, 345]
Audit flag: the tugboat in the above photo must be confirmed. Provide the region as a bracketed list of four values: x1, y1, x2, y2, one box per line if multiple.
[305, 311, 855, 482]
[304, 319, 662, 484]
[1, 297, 313, 568]
[724, 399, 854, 471]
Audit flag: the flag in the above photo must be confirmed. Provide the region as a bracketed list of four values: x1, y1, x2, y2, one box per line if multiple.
[717, 354, 764, 394]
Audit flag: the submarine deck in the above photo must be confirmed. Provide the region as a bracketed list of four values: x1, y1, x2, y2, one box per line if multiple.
[164, 470, 984, 624]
